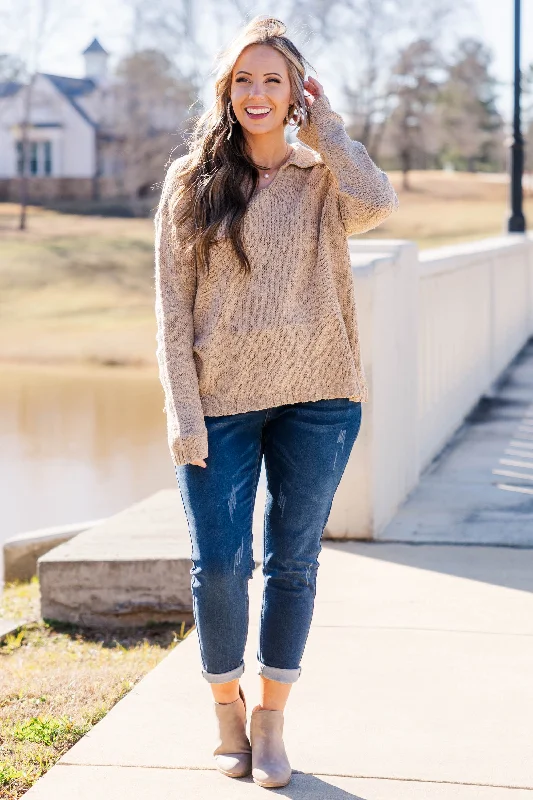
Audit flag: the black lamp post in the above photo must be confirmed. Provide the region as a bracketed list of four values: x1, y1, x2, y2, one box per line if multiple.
[508, 0, 526, 232]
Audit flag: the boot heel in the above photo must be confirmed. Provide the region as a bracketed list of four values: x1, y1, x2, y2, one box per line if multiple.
[213, 686, 252, 778]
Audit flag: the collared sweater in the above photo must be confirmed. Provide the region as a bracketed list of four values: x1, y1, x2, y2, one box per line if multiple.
[154, 92, 399, 467]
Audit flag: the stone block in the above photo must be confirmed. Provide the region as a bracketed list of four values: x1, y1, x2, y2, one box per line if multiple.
[38, 488, 265, 628]
[3, 520, 105, 583]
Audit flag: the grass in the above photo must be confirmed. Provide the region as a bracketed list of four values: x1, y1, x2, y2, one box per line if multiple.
[0, 171, 532, 370]
[0, 577, 193, 799]
[361, 169, 533, 249]
[0, 204, 157, 369]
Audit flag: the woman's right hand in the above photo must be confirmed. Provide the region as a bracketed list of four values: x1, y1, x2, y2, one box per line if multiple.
[189, 458, 207, 468]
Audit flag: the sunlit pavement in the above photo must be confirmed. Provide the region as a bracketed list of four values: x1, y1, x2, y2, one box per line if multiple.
[24, 537, 533, 797]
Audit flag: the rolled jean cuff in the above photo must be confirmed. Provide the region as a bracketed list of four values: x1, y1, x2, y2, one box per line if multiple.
[257, 662, 301, 684]
[201, 661, 245, 684]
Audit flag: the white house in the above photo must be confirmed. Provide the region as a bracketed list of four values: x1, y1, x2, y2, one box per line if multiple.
[0, 38, 189, 204]
[0, 39, 118, 201]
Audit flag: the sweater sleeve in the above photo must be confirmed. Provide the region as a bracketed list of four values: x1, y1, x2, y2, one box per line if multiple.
[296, 93, 399, 236]
[154, 160, 208, 467]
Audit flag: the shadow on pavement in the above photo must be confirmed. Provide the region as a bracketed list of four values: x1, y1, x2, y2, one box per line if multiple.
[322, 539, 533, 594]
[238, 772, 370, 798]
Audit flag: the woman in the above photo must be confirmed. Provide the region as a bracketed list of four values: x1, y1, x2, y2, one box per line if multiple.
[154, 14, 398, 790]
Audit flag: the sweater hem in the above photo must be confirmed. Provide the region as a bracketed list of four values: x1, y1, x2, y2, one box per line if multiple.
[200, 384, 368, 418]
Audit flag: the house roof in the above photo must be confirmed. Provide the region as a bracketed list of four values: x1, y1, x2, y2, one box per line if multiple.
[0, 81, 23, 98]
[40, 73, 97, 128]
[82, 38, 108, 56]
[0, 74, 98, 129]
[41, 74, 96, 98]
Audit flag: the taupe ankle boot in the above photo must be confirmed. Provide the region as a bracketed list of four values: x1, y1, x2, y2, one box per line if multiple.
[212, 685, 252, 778]
[250, 706, 292, 788]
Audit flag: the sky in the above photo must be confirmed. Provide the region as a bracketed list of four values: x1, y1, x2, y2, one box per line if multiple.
[471, 0, 533, 119]
[3, 0, 533, 123]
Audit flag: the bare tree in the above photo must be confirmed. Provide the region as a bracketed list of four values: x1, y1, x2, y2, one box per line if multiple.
[0, 53, 25, 82]
[121, 0, 212, 109]
[14, 0, 49, 230]
[386, 38, 445, 189]
[0, 53, 26, 128]
[1, 0, 77, 229]
[224, 0, 339, 57]
[288, 0, 470, 162]
[108, 48, 196, 213]
[332, 0, 403, 156]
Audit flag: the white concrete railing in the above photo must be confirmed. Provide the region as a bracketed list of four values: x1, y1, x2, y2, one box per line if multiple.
[418, 236, 532, 471]
[325, 233, 533, 540]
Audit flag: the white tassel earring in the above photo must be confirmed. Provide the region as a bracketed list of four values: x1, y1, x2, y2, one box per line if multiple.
[285, 102, 303, 127]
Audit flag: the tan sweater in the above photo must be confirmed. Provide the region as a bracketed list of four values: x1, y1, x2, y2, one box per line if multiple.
[154, 92, 399, 466]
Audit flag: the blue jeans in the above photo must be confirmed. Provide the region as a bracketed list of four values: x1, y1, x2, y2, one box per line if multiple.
[174, 397, 362, 684]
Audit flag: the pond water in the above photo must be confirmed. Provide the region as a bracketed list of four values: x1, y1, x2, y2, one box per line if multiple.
[1, 363, 271, 553]
[0, 364, 179, 545]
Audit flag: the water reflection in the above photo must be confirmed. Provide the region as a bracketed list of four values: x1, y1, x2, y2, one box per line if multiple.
[0, 364, 177, 542]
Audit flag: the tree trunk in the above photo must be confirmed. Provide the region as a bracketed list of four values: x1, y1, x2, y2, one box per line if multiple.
[18, 77, 36, 231]
[400, 148, 411, 191]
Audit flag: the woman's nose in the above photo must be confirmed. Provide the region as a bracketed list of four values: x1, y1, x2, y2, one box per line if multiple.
[247, 82, 265, 98]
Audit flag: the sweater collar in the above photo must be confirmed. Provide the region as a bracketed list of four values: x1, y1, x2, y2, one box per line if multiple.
[238, 141, 319, 213]
[280, 141, 320, 171]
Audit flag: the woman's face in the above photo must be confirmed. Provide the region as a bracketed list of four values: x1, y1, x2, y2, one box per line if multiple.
[230, 43, 292, 135]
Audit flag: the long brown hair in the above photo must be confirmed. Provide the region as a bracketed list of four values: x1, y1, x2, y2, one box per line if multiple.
[168, 15, 315, 277]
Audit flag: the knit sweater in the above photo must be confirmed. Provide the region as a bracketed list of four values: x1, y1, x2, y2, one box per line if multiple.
[154, 92, 399, 466]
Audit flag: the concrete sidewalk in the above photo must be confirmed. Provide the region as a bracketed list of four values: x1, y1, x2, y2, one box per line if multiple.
[25, 539, 533, 798]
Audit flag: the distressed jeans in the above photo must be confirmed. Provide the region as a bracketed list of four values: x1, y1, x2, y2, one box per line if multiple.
[174, 397, 362, 684]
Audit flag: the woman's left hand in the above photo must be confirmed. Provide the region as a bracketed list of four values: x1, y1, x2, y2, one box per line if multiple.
[303, 76, 325, 108]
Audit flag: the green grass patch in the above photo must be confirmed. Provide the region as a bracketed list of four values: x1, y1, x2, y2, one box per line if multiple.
[0, 578, 193, 799]
[13, 715, 88, 746]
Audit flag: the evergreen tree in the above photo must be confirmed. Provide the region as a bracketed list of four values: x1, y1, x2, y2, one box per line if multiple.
[436, 38, 504, 172]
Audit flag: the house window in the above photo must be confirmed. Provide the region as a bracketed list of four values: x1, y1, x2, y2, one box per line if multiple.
[15, 140, 53, 176]
[30, 142, 38, 175]
[43, 141, 52, 175]
[16, 141, 23, 175]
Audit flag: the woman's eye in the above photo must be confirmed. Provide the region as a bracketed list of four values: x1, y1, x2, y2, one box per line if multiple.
[235, 77, 280, 83]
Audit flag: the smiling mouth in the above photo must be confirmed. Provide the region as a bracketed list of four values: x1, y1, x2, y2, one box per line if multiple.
[245, 108, 271, 120]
